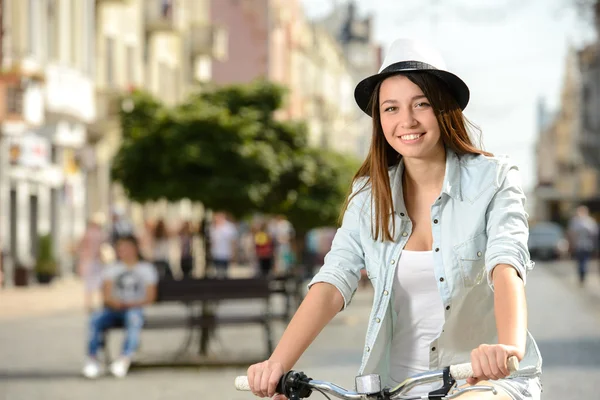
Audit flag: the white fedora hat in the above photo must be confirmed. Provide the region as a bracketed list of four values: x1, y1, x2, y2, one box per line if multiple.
[354, 38, 470, 115]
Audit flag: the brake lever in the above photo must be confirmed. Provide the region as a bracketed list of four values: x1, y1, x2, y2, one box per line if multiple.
[281, 371, 313, 399]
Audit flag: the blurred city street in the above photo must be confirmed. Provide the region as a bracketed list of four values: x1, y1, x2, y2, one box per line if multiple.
[1, 260, 599, 400]
[2, 1, 600, 400]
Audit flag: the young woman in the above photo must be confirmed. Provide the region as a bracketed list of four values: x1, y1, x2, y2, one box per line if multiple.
[253, 220, 275, 277]
[76, 212, 108, 313]
[179, 221, 195, 278]
[152, 219, 172, 279]
[82, 235, 158, 379]
[247, 38, 542, 400]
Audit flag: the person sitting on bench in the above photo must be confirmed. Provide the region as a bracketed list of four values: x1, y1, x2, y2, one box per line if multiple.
[82, 234, 158, 379]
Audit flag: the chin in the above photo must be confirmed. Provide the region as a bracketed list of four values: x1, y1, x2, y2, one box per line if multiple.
[399, 148, 437, 161]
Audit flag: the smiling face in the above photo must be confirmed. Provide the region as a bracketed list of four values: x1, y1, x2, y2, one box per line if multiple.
[378, 74, 444, 161]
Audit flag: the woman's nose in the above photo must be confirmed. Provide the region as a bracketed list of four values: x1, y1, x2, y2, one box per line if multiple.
[399, 110, 418, 129]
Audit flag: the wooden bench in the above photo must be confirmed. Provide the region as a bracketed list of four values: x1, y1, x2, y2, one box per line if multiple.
[269, 272, 304, 321]
[101, 277, 277, 361]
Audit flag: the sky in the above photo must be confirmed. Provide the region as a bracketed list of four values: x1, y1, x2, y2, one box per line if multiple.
[301, 0, 596, 194]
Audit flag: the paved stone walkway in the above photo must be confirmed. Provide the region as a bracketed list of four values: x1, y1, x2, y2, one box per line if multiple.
[0, 261, 599, 400]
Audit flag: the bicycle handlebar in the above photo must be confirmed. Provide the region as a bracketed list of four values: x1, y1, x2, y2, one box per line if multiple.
[449, 355, 518, 380]
[234, 356, 519, 399]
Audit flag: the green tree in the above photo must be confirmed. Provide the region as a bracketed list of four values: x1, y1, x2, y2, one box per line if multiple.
[112, 81, 361, 232]
[279, 149, 360, 235]
[113, 83, 291, 217]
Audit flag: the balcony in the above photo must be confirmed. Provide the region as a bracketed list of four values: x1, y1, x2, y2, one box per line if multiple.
[145, 0, 177, 33]
[190, 24, 228, 61]
[0, 64, 45, 128]
[87, 88, 122, 141]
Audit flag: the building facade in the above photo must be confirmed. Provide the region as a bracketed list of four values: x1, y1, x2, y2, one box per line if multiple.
[315, 0, 382, 159]
[211, 0, 366, 158]
[534, 47, 598, 224]
[0, 0, 96, 284]
[91, 0, 225, 228]
[0, 0, 224, 286]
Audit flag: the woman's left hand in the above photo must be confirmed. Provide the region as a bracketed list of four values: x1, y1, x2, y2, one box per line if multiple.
[468, 344, 523, 385]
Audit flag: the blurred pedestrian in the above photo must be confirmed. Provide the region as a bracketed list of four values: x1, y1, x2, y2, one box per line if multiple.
[77, 212, 108, 313]
[151, 219, 172, 279]
[110, 207, 134, 245]
[138, 218, 155, 261]
[253, 221, 275, 277]
[270, 215, 295, 274]
[82, 234, 158, 379]
[179, 221, 194, 278]
[209, 212, 237, 279]
[567, 205, 599, 286]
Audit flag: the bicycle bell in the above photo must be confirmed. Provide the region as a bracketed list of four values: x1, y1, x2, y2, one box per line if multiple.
[355, 374, 382, 394]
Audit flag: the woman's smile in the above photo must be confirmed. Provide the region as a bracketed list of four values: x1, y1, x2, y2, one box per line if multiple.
[397, 132, 426, 144]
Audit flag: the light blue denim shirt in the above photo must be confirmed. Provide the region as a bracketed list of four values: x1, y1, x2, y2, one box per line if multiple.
[308, 148, 542, 387]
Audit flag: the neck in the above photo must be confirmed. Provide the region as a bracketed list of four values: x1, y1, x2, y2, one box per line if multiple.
[402, 148, 446, 190]
[123, 259, 138, 267]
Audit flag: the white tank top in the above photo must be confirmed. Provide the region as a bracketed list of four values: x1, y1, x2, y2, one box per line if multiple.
[389, 250, 445, 395]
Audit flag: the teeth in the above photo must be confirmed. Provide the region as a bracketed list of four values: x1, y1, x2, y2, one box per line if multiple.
[401, 134, 422, 140]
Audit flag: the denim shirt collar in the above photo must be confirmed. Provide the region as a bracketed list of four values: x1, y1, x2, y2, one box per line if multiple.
[391, 147, 463, 216]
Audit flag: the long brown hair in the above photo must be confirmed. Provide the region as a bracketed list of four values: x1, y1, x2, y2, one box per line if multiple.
[341, 72, 493, 242]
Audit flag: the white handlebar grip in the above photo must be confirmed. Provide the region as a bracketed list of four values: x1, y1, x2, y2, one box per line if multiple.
[450, 356, 519, 380]
[235, 376, 251, 391]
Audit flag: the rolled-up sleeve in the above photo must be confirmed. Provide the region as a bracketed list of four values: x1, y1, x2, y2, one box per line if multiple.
[485, 164, 534, 290]
[308, 183, 366, 310]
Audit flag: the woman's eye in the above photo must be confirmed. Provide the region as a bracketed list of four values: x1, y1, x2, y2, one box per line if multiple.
[384, 106, 397, 112]
[415, 102, 430, 108]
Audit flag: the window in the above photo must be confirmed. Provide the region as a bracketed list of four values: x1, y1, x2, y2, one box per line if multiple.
[161, 0, 173, 18]
[158, 61, 169, 99]
[6, 86, 24, 115]
[47, 0, 58, 61]
[126, 45, 135, 86]
[172, 66, 179, 102]
[105, 37, 116, 88]
[85, 0, 95, 75]
[71, 0, 79, 67]
[28, 0, 39, 59]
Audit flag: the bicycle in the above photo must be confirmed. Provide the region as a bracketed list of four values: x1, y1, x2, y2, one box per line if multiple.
[234, 356, 519, 400]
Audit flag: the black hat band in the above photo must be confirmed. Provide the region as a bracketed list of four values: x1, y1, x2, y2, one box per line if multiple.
[380, 60, 438, 74]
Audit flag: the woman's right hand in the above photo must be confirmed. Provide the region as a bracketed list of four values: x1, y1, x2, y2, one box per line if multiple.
[247, 359, 286, 399]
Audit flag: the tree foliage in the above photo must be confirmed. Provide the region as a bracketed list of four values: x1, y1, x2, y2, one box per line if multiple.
[112, 80, 360, 229]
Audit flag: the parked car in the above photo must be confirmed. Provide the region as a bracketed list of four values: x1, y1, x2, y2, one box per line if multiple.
[528, 222, 569, 261]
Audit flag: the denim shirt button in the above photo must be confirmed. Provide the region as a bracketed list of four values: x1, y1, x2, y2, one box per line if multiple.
[477, 251, 482, 257]
[391, 260, 395, 265]
[375, 317, 381, 323]
[439, 277, 445, 282]
[366, 346, 371, 352]
[402, 232, 408, 237]
[383, 290, 389, 296]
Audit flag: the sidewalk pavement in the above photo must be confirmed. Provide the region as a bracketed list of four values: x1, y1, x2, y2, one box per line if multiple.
[540, 258, 600, 312]
[1, 262, 599, 400]
[0, 264, 258, 321]
[0, 276, 85, 320]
